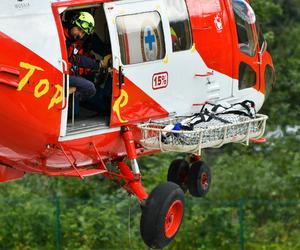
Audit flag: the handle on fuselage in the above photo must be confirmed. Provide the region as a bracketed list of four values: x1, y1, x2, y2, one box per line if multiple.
[58, 59, 69, 110]
[0, 65, 20, 76]
[194, 71, 214, 77]
[0, 65, 20, 88]
[118, 65, 124, 90]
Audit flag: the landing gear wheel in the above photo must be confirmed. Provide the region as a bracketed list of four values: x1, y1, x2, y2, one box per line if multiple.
[167, 159, 189, 193]
[188, 161, 211, 197]
[140, 182, 185, 249]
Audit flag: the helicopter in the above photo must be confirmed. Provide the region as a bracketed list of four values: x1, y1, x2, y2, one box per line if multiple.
[0, 0, 275, 248]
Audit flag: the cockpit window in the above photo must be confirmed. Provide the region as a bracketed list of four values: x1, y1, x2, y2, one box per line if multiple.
[116, 12, 166, 65]
[162, 0, 192, 52]
[256, 20, 266, 50]
[232, 0, 257, 57]
[232, 0, 256, 25]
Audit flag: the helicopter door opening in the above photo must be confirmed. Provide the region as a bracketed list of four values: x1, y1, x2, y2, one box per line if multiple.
[54, 4, 113, 136]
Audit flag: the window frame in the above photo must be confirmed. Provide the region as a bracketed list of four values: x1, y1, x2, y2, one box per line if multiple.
[162, 0, 193, 53]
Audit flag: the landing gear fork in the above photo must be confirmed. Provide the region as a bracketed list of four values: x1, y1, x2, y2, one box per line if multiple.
[120, 126, 148, 202]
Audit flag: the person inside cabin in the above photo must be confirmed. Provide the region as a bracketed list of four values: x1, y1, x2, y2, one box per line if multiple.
[63, 11, 111, 102]
[170, 26, 181, 51]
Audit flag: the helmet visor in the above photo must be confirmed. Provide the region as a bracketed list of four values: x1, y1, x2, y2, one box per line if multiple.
[76, 20, 94, 34]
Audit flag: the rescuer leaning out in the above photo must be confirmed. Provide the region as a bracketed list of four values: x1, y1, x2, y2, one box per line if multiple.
[63, 11, 111, 102]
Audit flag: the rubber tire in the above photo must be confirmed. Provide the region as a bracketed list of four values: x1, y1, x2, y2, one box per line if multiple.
[140, 182, 185, 249]
[167, 159, 189, 193]
[188, 161, 211, 197]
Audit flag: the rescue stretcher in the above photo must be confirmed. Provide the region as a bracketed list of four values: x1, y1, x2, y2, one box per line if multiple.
[138, 114, 268, 155]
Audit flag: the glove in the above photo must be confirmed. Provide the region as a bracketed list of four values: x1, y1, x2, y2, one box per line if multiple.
[101, 54, 112, 69]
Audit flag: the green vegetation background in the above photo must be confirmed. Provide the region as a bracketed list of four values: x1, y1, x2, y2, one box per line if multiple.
[1, 0, 300, 249]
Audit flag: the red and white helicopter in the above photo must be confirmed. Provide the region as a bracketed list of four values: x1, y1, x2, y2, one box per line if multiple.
[0, 0, 274, 248]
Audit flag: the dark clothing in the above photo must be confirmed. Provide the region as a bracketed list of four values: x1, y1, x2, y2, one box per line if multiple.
[69, 75, 96, 101]
[83, 33, 111, 57]
[63, 25, 112, 109]
[64, 27, 99, 100]
[64, 28, 100, 76]
[81, 75, 112, 115]
[76, 55, 99, 70]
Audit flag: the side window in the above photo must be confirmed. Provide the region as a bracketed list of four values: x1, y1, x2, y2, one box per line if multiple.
[239, 62, 256, 89]
[116, 12, 165, 65]
[232, 0, 257, 57]
[163, 0, 192, 52]
[264, 64, 275, 98]
[256, 20, 265, 49]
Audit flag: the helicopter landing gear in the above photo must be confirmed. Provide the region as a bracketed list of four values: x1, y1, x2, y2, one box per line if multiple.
[120, 126, 185, 248]
[167, 159, 189, 193]
[188, 160, 211, 197]
[140, 182, 185, 249]
[167, 156, 212, 198]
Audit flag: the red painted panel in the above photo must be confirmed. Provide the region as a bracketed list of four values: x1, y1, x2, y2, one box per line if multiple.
[186, 0, 234, 78]
[0, 32, 63, 164]
[0, 31, 159, 175]
[110, 69, 168, 127]
[0, 165, 25, 182]
[259, 50, 274, 94]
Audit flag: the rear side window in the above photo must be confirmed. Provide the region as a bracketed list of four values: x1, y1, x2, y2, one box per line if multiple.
[256, 20, 265, 49]
[116, 12, 165, 65]
[264, 64, 275, 97]
[232, 0, 257, 57]
[239, 62, 256, 89]
[163, 0, 192, 52]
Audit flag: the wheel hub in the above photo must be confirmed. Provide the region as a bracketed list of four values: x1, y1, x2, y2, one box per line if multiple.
[201, 172, 209, 190]
[164, 200, 184, 238]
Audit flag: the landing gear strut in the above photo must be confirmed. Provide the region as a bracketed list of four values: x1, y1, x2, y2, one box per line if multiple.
[119, 128, 210, 248]
[120, 126, 185, 248]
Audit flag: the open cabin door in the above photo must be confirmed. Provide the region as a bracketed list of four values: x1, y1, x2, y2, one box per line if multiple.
[104, 1, 170, 127]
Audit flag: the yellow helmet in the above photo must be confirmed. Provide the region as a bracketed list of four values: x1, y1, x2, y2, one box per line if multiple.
[74, 12, 95, 35]
[170, 27, 177, 43]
